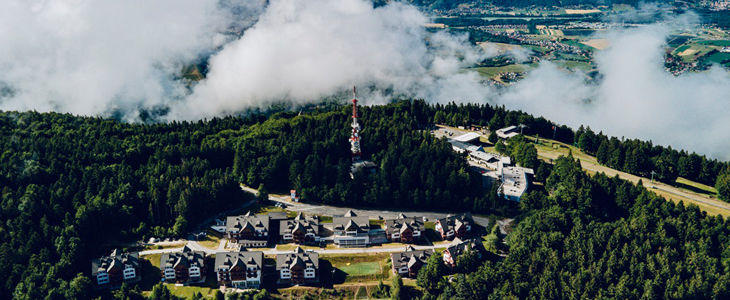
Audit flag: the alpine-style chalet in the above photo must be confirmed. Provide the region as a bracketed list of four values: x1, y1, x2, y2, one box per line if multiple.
[226, 211, 270, 247]
[383, 213, 423, 243]
[435, 212, 474, 240]
[160, 245, 207, 284]
[91, 249, 141, 288]
[390, 245, 432, 278]
[280, 212, 320, 244]
[276, 247, 319, 285]
[330, 210, 371, 247]
[214, 251, 264, 289]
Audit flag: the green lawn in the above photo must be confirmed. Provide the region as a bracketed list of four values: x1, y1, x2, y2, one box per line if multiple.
[325, 254, 390, 283]
[339, 262, 381, 276]
[319, 215, 333, 223]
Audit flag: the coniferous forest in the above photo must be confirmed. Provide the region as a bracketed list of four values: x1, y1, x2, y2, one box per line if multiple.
[2, 100, 730, 299]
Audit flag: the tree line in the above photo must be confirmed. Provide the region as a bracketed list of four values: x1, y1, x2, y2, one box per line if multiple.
[1, 98, 729, 299]
[425, 155, 730, 299]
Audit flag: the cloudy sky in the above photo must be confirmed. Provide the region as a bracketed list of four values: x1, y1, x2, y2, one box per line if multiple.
[0, 0, 729, 159]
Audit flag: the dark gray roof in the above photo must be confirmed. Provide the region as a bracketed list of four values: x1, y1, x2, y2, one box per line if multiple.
[390, 247, 432, 270]
[226, 213, 270, 233]
[268, 211, 289, 221]
[276, 248, 319, 270]
[436, 212, 474, 232]
[91, 249, 139, 275]
[214, 251, 263, 270]
[160, 245, 206, 270]
[332, 216, 370, 233]
[384, 217, 423, 235]
[280, 216, 319, 236]
[445, 238, 486, 258]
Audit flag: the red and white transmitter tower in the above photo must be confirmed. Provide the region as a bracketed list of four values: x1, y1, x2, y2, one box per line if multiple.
[349, 86, 362, 161]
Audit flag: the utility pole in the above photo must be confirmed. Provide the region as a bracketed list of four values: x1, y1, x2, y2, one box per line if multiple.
[651, 170, 657, 183]
[518, 124, 526, 135]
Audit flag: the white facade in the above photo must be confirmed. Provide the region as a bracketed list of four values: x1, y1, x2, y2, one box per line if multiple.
[97, 272, 109, 285]
[280, 269, 291, 279]
[304, 267, 316, 278]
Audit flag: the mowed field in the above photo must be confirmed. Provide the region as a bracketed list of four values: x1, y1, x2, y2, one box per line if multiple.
[581, 39, 610, 50]
[326, 253, 390, 284]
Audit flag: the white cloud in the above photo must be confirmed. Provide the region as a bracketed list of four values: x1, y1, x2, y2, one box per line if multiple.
[500, 21, 730, 160]
[0, 0, 261, 120]
[172, 0, 493, 119]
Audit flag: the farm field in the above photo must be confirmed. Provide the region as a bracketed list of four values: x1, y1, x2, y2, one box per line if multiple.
[581, 39, 610, 50]
[470, 64, 532, 78]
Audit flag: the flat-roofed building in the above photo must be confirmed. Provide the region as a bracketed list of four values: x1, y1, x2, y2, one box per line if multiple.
[453, 132, 481, 143]
[500, 166, 533, 202]
[496, 126, 519, 139]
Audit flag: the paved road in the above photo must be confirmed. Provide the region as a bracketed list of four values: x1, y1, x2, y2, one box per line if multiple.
[434, 124, 730, 215]
[140, 242, 454, 256]
[239, 186, 512, 232]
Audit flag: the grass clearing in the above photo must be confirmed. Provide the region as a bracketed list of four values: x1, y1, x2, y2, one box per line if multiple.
[326, 253, 390, 283]
[531, 136, 730, 217]
[143, 243, 185, 251]
[339, 262, 381, 276]
[197, 228, 223, 249]
[676, 177, 717, 195]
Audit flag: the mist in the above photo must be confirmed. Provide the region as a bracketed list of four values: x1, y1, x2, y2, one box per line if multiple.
[0, 0, 264, 121]
[500, 17, 730, 160]
[0, 0, 729, 160]
[170, 0, 493, 119]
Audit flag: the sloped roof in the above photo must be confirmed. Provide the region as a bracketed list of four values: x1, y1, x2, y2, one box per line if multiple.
[214, 251, 263, 271]
[92, 250, 139, 275]
[384, 217, 423, 235]
[390, 247, 432, 270]
[276, 249, 319, 271]
[436, 212, 474, 232]
[161, 246, 206, 270]
[226, 213, 270, 233]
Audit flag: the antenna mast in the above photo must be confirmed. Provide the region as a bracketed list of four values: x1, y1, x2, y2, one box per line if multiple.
[350, 86, 362, 161]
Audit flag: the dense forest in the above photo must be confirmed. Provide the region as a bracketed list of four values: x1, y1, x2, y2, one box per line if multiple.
[1, 99, 729, 299]
[431, 102, 730, 192]
[429, 156, 730, 299]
